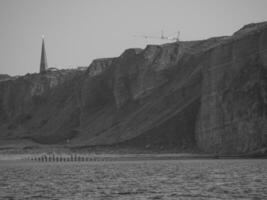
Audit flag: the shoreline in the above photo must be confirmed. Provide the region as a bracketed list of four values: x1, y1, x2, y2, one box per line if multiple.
[0, 152, 266, 162]
[0, 140, 266, 161]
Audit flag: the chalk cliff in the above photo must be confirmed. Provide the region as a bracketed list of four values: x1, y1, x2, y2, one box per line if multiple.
[0, 22, 267, 154]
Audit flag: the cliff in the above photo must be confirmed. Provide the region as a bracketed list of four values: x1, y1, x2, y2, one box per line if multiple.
[0, 22, 267, 154]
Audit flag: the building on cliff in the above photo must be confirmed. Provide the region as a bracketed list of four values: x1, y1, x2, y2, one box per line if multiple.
[40, 36, 48, 73]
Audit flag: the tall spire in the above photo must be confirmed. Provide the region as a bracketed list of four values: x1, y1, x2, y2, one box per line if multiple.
[40, 35, 48, 73]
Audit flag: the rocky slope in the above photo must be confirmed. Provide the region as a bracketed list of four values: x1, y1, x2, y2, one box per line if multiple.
[0, 22, 267, 154]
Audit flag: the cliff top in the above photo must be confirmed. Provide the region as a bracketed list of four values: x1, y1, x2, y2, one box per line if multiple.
[234, 22, 267, 36]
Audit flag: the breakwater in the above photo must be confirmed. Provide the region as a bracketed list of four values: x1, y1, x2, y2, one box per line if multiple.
[26, 154, 103, 162]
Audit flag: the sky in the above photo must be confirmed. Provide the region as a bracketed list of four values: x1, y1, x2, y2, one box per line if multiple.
[0, 0, 267, 76]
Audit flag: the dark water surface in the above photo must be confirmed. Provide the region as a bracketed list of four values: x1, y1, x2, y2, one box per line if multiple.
[0, 159, 266, 200]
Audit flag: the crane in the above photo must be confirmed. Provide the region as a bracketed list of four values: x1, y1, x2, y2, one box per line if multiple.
[133, 30, 180, 42]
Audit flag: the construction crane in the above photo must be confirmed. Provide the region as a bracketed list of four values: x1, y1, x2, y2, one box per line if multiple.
[134, 30, 180, 42]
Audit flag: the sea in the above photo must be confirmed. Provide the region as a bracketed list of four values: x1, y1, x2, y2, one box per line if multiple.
[0, 159, 266, 200]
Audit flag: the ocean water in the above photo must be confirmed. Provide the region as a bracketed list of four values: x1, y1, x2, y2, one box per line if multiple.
[0, 159, 266, 200]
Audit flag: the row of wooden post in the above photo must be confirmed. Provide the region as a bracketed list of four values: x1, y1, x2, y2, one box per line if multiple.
[26, 154, 107, 162]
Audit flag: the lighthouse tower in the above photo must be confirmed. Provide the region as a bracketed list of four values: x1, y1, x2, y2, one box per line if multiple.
[40, 36, 48, 73]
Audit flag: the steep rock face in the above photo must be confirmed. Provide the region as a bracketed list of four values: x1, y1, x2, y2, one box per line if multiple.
[0, 22, 267, 154]
[196, 23, 267, 153]
[0, 74, 11, 81]
[77, 41, 206, 148]
[0, 70, 84, 141]
[88, 58, 114, 77]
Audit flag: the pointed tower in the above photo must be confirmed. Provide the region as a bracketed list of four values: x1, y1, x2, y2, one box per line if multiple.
[40, 36, 48, 73]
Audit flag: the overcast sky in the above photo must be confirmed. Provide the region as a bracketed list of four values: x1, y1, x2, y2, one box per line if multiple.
[1, 0, 267, 76]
